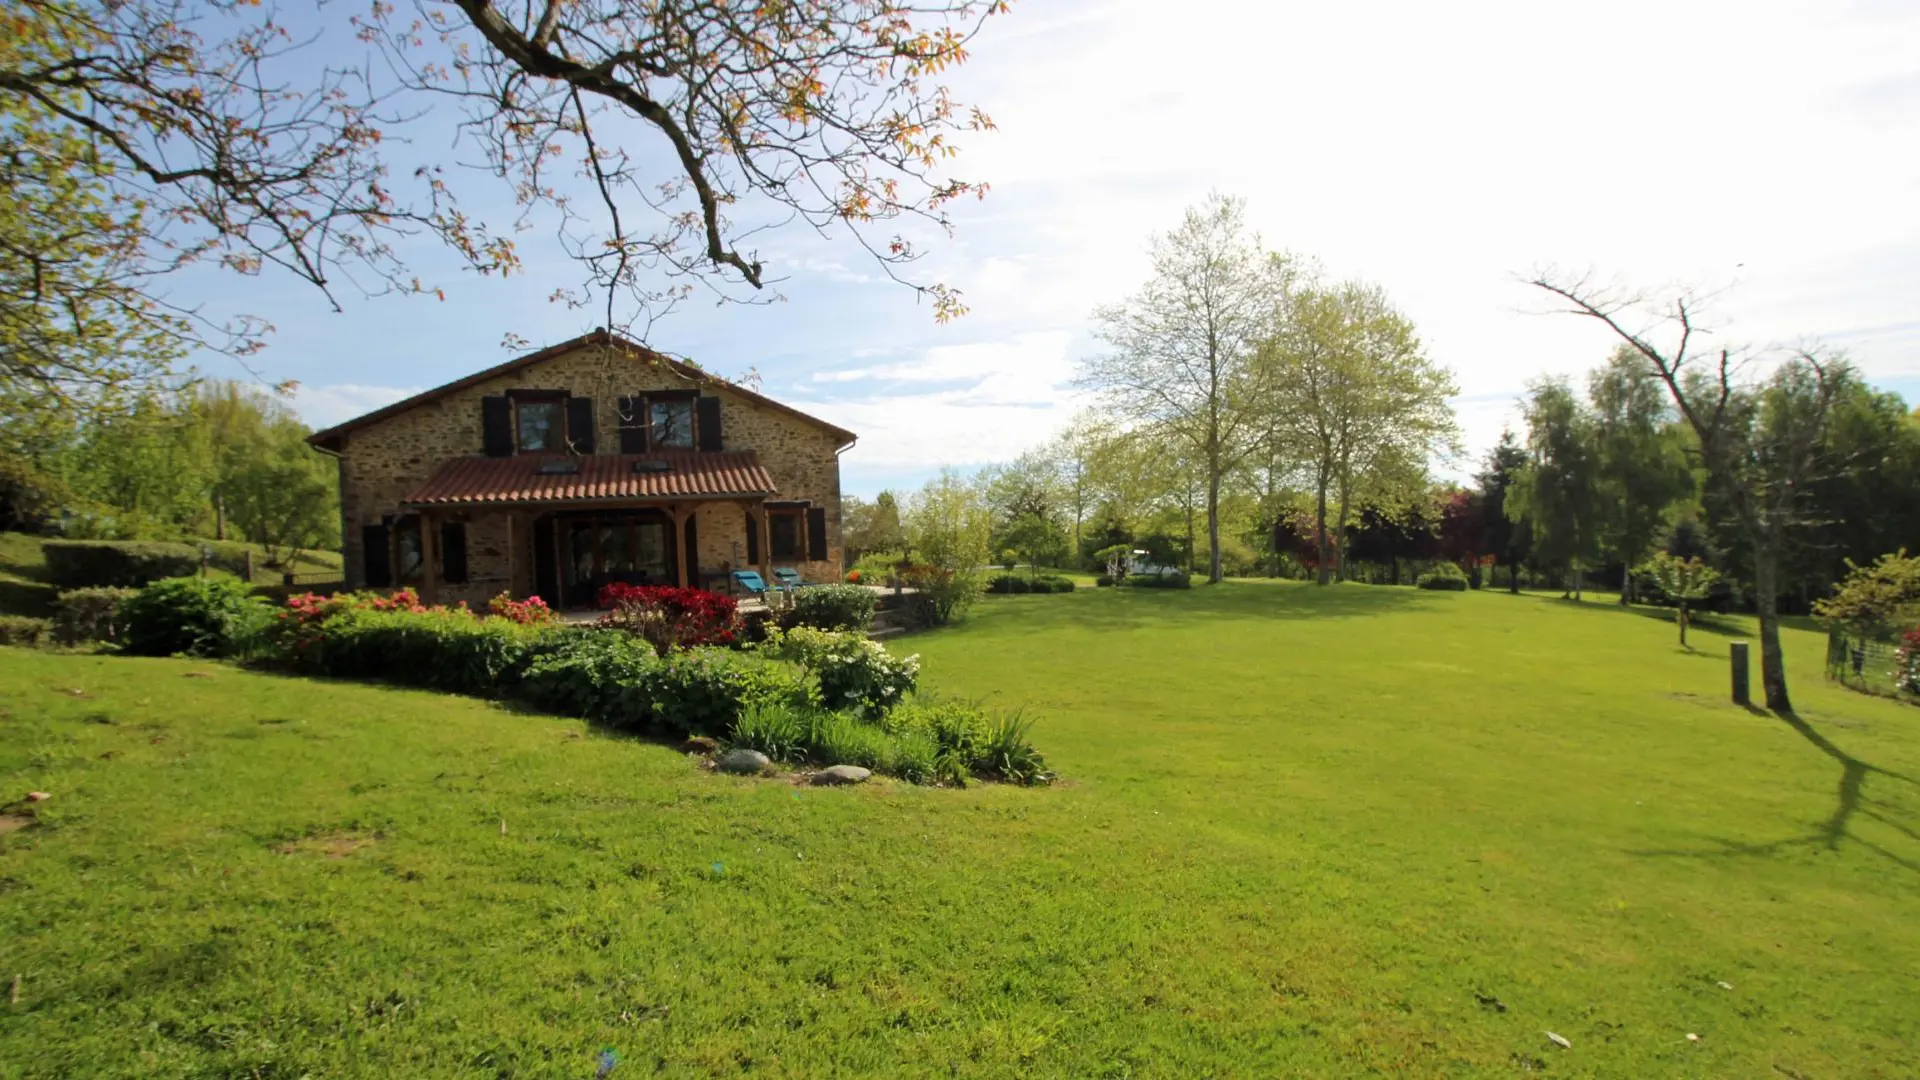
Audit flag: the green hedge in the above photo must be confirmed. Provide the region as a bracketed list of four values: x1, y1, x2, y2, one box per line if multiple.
[51, 586, 137, 646]
[987, 573, 1077, 595]
[787, 583, 879, 632]
[0, 615, 53, 647]
[121, 577, 269, 657]
[1417, 563, 1470, 591]
[42, 541, 207, 588]
[210, 594, 1049, 785]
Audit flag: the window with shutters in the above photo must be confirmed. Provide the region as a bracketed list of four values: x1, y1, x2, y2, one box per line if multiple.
[649, 398, 694, 449]
[769, 511, 802, 560]
[515, 399, 563, 452]
[393, 517, 424, 584]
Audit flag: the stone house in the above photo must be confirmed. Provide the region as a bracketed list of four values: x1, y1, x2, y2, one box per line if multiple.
[306, 329, 855, 609]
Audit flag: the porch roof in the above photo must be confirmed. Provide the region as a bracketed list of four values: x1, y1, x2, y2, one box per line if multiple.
[401, 451, 778, 509]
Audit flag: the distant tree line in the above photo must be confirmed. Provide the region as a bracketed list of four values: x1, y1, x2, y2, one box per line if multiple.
[1, 381, 340, 564]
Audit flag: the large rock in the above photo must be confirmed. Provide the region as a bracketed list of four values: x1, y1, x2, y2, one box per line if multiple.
[811, 765, 872, 786]
[717, 748, 771, 775]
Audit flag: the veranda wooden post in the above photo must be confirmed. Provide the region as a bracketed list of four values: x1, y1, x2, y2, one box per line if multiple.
[420, 511, 440, 605]
[1730, 641, 1751, 706]
[672, 503, 691, 588]
[757, 506, 773, 593]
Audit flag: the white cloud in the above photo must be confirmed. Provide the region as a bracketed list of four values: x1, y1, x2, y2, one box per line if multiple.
[789, 331, 1090, 489]
[291, 384, 424, 430]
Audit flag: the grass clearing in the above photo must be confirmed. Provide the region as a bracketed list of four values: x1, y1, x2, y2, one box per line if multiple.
[2, 582, 1916, 1076]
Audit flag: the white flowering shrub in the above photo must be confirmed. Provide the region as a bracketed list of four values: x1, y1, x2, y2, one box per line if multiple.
[758, 626, 919, 717]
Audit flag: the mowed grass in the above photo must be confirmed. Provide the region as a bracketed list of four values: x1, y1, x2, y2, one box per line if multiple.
[2, 584, 1917, 1077]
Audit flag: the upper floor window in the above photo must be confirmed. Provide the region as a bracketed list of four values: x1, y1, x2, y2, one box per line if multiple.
[517, 398, 564, 452]
[649, 398, 694, 449]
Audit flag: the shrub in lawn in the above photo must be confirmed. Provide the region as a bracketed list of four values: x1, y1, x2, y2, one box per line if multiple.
[0, 615, 53, 647]
[787, 583, 878, 631]
[42, 540, 203, 588]
[883, 729, 967, 785]
[51, 586, 136, 646]
[759, 626, 918, 717]
[1417, 563, 1469, 591]
[1033, 575, 1075, 594]
[727, 701, 807, 760]
[597, 583, 741, 651]
[1095, 573, 1117, 587]
[517, 629, 662, 725]
[800, 710, 894, 769]
[977, 708, 1051, 785]
[1129, 571, 1191, 589]
[637, 648, 808, 735]
[987, 573, 1031, 594]
[121, 576, 267, 657]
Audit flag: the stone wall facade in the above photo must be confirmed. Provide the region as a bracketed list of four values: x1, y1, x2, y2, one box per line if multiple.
[327, 342, 848, 608]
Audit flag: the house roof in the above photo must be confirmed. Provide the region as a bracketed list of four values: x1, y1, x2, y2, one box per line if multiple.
[401, 451, 778, 509]
[306, 328, 856, 451]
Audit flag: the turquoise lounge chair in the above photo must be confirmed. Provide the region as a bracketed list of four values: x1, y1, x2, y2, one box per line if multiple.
[731, 569, 771, 598]
[773, 567, 819, 589]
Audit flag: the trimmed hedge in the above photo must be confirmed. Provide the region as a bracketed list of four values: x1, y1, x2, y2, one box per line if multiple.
[0, 615, 53, 647]
[987, 573, 1077, 595]
[1417, 564, 1470, 591]
[42, 540, 205, 588]
[1129, 571, 1192, 589]
[787, 583, 879, 631]
[51, 586, 136, 646]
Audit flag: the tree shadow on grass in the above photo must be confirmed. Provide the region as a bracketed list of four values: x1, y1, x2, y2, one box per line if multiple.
[975, 580, 1431, 635]
[1631, 706, 1920, 876]
[1498, 591, 1754, 641]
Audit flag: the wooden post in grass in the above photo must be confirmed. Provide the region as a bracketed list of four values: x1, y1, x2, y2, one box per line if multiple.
[1730, 642, 1751, 706]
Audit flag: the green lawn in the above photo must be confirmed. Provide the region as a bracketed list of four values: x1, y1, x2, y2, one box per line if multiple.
[3, 583, 1917, 1077]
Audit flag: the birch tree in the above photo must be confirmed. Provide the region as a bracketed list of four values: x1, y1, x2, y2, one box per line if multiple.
[1077, 194, 1293, 584]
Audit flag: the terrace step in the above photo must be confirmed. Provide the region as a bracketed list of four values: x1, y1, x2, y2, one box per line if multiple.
[868, 625, 907, 642]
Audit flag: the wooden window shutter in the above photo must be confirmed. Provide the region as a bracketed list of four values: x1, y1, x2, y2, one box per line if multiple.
[362, 522, 392, 586]
[566, 397, 596, 453]
[481, 396, 512, 457]
[806, 507, 828, 561]
[696, 396, 723, 452]
[744, 509, 760, 564]
[441, 521, 468, 584]
[617, 395, 648, 453]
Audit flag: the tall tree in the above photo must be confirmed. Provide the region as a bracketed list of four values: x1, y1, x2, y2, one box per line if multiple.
[1260, 280, 1459, 584]
[1475, 430, 1532, 593]
[1588, 346, 1694, 602]
[1531, 274, 1847, 711]
[1077, 194, 1292, 584]
[1509, 379, 1601, 600]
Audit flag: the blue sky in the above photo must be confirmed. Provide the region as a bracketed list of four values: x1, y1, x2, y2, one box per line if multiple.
[176, 0, 1920, 498]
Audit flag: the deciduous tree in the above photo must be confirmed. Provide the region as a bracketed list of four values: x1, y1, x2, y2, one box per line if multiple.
[1531, 273, 1848, 711]
[1077, 194, 1293, 584]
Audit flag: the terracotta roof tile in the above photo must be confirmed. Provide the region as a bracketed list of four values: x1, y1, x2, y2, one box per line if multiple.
[402, 451, 778, 508]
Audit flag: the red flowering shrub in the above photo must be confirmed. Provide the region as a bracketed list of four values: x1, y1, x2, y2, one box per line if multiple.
[846, 569, 862, 584]
[595, 583, 741, 653]
[488, 592, 559, 626]
[267, 587, 553, 669]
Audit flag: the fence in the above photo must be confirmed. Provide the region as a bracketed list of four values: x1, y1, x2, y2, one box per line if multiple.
[1825, 630, 1918, 703]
